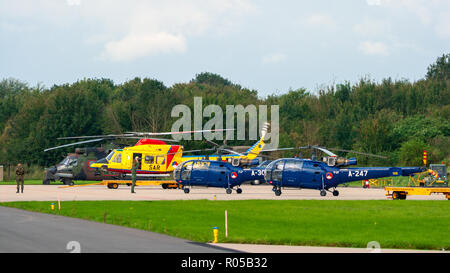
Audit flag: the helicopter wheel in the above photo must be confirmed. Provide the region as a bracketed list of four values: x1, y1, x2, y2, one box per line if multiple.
[333, 190, 339, 197]
[275, 189, 282, 196]
[226, 188, 232, 194]
[236, 188, 242, 194]
[320, 190, 327, 197]
[183, 187, 190, 194]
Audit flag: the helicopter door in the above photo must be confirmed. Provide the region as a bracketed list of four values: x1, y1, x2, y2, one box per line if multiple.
[190, 161, 210, 185]
[209, 163, 228, 187]
[302, 162, 323, 189]
[180, 161, 193, 181]
[283, 160, 303, 187]
[271, 161, 285, 187]
[132, 153, 142, 170]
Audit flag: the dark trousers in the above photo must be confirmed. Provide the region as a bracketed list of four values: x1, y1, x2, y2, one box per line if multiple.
[16, 178, 24, 192]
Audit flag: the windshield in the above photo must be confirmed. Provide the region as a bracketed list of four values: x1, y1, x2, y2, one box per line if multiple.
[59, 156, 78, 166]
[106, 151, 115, 162]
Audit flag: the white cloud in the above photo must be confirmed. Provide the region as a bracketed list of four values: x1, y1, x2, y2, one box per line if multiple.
[262, 53, 287, 64]
[353, 18, 391, 37]
[305, 14, 336, 29]
[96, 0, 255, 61]
[67, 0, 81, 6]
[358, 41, 389, 56]
[366, 0, 382, 6]
[103, 32, 187, 62]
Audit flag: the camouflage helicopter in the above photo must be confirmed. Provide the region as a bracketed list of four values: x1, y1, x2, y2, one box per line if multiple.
[43, 145, 116, 185]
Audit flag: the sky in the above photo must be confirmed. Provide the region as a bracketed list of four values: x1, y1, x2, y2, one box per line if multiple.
[0, 0, 449, 97]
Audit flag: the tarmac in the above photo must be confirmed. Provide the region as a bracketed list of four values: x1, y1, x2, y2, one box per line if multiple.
[0, 206, 234, 253]
[0, 184, 448, 202]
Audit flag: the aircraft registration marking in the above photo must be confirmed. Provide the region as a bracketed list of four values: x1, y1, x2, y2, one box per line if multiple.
[348, 170, 368, 177]
[251, 170, 265, 176]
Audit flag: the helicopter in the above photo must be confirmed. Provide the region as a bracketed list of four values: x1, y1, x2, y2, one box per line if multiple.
[173, 147, 290, 193]
[88, 123, 271, 177]
[264, 146, 424, 196]
[173, 159, 267, 194]
[43, 144, 122, 185]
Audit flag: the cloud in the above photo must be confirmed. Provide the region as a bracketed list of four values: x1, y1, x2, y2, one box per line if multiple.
[66, 0, 81, 6]
[0, 0, 255, 61]
[262, 53, 287, 64]
[92, 0, 255, 61]
[353, 19, 391, 37]
[366, 0, 382, 6]
[358, 41, 389, 56]
[103, 32, 187, 62]
[305, 14, 336, 29]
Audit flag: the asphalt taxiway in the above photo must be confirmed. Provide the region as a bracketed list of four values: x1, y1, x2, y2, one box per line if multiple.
[0, 184, 447, 202]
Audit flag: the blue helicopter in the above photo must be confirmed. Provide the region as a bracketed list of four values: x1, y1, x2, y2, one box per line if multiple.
[174, 159, 267, 194]
[174, 145, 424, 197]
[263, 146, 424, 196]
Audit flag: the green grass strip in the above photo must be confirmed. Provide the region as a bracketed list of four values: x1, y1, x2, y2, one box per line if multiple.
[1, 200, 449, 250]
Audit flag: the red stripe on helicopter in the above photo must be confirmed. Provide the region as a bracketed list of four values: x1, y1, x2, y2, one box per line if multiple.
[135, 139, 167, 146]
[166, 145, 180, 168]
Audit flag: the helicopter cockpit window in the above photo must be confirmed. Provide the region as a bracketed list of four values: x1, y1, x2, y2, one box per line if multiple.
[59, 156, 78, 166]
[112, 153, 122, 163]
[69, 157, 78, 166]
[181, 161, 193, 180]
[284, 160, 303, 170]
[273, 161, 284, 181]
[106, 151, 115, 162]
[156, 156, 165, 165]
[145, 156, 154, 164]
[265, 160, 284, 181]
[59, 157, 70, 165]
[192, 161, 210, 170]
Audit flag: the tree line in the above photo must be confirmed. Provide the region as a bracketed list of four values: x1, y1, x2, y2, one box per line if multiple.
[0, 54, 448, 168]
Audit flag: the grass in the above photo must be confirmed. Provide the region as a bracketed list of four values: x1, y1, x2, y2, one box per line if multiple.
[1, 200, 449, 250]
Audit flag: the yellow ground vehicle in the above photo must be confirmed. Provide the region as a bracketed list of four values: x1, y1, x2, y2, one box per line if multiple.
[385, 186, 450, 200]
[385, 163, 449, 200]
[103, 180, 181, 189]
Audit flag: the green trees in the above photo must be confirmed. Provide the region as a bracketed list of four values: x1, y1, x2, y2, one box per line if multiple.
[0, 54, 448, 167]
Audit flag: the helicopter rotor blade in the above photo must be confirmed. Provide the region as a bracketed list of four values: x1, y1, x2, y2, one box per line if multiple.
[218, 148, 245, 156]
[119, 137, 179, 142]
[312, 146, 337, 157]
[44, 138, 105, 152]
[326, 148, 388, 159]
[57, 134, 134, 140]
[260, 147, 295, 152]
[205, 139, 221, 147]
[125, 128, 234, 137]
[166, 148, 217, 156]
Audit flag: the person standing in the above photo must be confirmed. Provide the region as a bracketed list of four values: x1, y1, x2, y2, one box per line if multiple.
[131, 157, 139, 194]
[15, 163, 25, 193]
